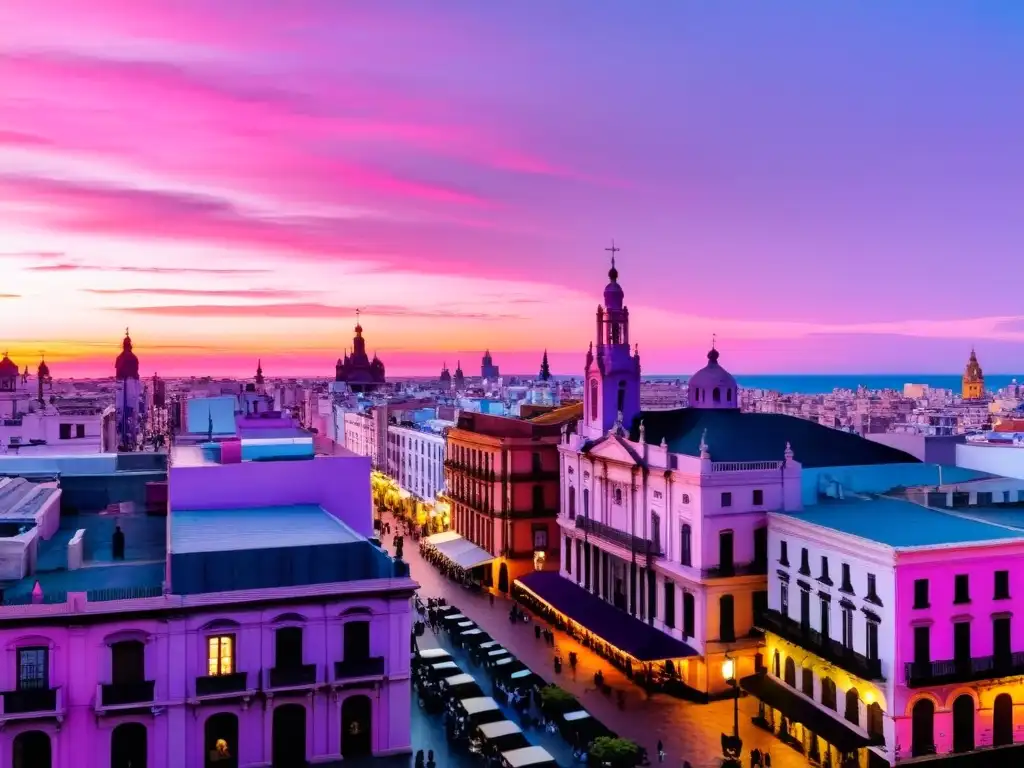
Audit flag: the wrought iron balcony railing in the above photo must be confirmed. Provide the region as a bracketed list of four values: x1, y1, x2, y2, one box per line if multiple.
[574, 516, 662, 557]
[904, 652, 1024, 688]
[100, 680, 155, 707]
[758, 609, 884, 681]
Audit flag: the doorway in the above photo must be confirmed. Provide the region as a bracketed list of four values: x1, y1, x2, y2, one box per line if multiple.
[341, 695, 372, 758]
[498, 562, 509, 593]
[994, 693, 1013, 747]
[13, 731, 52, 768]
[204, 712, 239, 768]
[952, 694, 974, 753]
[111, 641, 146, 685]
[272, 704, 307, 767]
[911, 699, 935, 757]
[111, 722, 147, 768]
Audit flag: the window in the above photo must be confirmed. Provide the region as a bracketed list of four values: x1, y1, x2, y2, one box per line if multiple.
[801, 667, 814, 698]
[614, 487, 623, 505]
[721, 492, 732, 508]
[841, 564, 854, 594]
[866, 620, 879, 661]
[17, 647, 47, 690]
[207, 635, 234, 676]
[719, 530, 734, 574]
[59, 423, 72, 440]
[589, 379, 598, 421]
[682, 592, 695, 638]
[779, 540, 789, 566]
[567, 488, 576, 519]
[914, 579, 929, 608]
[664, 582, 676, 629]
[841, 605, 854, 649]
[994, 616, 1011, 662]
[531, 452, 542, 473]
[532, 526, 548, 551]
[719, 595, 735, 642]
[845, 688, 860, 725]
[954, 621, 971, 664]
[753, 489, 764, 506]
[820, 596, 831, 639]
[784, 657, 796, 687]
[800, 587, 810, 629]
[780, 582, 789, 618]
[564, 536, 572, 574]
[583, 488, 590, 518]
[753, 591, 767, 625]
[275, 627, 303, 668]
[954, 574, 970, 604]
[681, 493, 690, 505]
[819, 557, 832, 585]
[821, 678, 837, 710]
[754, 527, 767, 568]
[799, 548, 810, 576]
[617, 381, 626, 413]
[532, 485, 544, 511]
[995, 570, 1010, 600]
[680, 524, 692, 567]
[713, 387, 721, 403]
[867, 702, 883, 739]
[866, 573, 882, 605]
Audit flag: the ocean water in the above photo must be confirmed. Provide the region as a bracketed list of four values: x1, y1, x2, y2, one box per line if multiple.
[643, 374, 1024, 395]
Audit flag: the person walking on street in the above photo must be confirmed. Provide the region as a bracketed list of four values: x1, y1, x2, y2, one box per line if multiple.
[656, 739, 665, 762]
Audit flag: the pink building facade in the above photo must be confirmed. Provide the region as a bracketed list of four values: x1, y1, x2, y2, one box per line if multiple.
[0, 428, 415, 768]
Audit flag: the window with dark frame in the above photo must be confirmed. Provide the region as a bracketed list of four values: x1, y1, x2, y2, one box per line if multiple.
[680, 524, 692, 567]
[954, 574, 970, 604]
[866, 573, 882, 605]
[840, 563, 854, 593]
[802, 667, 814, 697]
[780, 582, 789, 618]
[914, 578, 929, 609]
[17, 647, 48, 690]
[721, 491, 732, 508]
[753, 489, 764, 505]
[664, 582, 675, 629]
[995, 570, 1010, 600]
[799, 548, 810, 576]
[779, 540, 789, 566]
[819, 556, 832, 585]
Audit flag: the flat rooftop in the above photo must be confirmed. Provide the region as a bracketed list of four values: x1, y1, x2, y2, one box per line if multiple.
[170, 504, 360, 554]
[170, 438, 315, 468]
[779, 497, 1024, 549]
[1, 512, 167, 602]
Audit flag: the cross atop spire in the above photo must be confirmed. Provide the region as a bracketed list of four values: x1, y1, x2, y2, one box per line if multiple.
[712, 333, 717, 350]
[605, 239, 620, 281]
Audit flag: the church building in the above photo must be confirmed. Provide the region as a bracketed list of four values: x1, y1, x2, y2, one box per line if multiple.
[334, 313, 386, 393]
[961, 348, 985, 400]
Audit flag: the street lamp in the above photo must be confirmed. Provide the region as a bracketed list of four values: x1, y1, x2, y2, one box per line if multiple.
[722, 656, 739, 739]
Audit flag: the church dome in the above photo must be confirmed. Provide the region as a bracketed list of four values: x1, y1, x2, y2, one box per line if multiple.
[688, 346, 739, 409]
[37, 359, 50, 378]
[603, 262, 624, 310]
[0, 353, 18, 379]
[115, 332, 140, 379]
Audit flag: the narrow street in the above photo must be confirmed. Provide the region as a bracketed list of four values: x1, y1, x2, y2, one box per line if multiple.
[391, 512, 813, 768]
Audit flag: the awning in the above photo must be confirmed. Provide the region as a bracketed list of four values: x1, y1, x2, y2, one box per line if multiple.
[427, 532, 495, 570]
[740, 674, 875, 754]
[479, 721, 522, 739]
[514, 571, 698, 662]
[460, 696, 500, 715]
[502, 746, 557, 768]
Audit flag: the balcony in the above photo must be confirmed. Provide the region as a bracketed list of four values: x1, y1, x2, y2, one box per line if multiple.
[334, 657, 385, 681]
[1, 687, 60, 718]
[574, 516, 662, 557]
[702, 560, 768, 579]
[758, 609, 884, 682]
[444, 461, 495, 482]
[100, 680, 155, 708]
[195, 672, 249, 698]
[904, 652, 1024, 688]
[267, 664, 318, 690]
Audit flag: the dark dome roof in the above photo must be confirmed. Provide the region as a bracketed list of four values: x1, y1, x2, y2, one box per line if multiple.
[115, 334, 140, 379]
[37, 359, 50, 377]
[0, 353, 18, 378]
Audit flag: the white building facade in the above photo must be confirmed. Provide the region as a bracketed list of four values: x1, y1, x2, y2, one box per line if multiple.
[385, 424, 446, 503]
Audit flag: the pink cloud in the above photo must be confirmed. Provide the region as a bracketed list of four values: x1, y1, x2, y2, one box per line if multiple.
[84, 287, 307, 299]
[110, 302, 520, 320]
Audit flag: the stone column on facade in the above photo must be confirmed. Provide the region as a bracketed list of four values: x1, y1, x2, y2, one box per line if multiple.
[166, 620, 189, 768]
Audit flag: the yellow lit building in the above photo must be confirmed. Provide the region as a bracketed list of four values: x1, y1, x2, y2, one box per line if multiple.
[962, 348, 984, 400]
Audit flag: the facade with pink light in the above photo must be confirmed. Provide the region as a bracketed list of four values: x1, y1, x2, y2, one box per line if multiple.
[0, 402, 415, 768]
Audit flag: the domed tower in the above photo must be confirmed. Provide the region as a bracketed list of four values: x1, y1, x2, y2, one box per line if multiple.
[453, 361, 465, 391]
[369, 352, 385, 384]
[254, 359, 265, 394]
[115, 329, 143, 450]
[688, 341, 739, 409]
[963, 348, 985, 400]
[37, 356, 51, 403]
[582, 243, 641, 440]
[439, 362, 452, 390]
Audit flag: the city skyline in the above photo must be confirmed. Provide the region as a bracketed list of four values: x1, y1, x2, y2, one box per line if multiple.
[3, 2, 1024, 377]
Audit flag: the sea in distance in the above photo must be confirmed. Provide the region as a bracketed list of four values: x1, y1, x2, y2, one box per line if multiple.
[640, 374, 1024, 395]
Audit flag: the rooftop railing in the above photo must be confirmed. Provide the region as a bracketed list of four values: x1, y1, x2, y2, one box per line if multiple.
[711, 461, 784, 472]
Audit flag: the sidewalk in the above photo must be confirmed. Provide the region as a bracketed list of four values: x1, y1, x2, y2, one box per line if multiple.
[391, 512, 812, 768]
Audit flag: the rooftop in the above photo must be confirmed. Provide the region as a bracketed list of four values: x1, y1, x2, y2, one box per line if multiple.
[1, 512, 167, 603]
[170, 437, 315, 467]
[170, 504, 360, 554]
[778, 497, 1024, 549]
[630, 408, 919, 468]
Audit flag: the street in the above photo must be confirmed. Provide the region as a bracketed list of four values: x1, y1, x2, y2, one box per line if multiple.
[391, 512, 814, 768]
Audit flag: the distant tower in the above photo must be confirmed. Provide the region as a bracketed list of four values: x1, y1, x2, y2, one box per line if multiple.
[453, 361, 465, 391]
[115, 329, 143, 451]
[963, 348, 985, 400]
[582, 242, 641, 440]
[481, 350, 500, 380]
[36, 356, 51, 403]
[539, 350, 552, 382]
[255, 359, 265, 394]
[439, 362, 452, 391]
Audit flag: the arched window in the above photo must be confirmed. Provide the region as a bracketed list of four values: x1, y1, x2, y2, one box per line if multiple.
[589, 379, 599, 421]
[681, 493, 690, 505]
[953, 694, 974, 752]
[726, 388, 732, 402]
[719, 595, 735, 642]
[583, 488, 590, 518]
[713, 387, 721, 403]
[614, 487, 623, 505]
[680, 524, 692, 566]
[868, 702, 884, 740]
[617, 381, 626, 414]
[845, 688, 860, 725]
[784, 657, 796, 687]
[772, 650, 780, 677]
[568, 488, 576, 519]
[821, 677, 837, 710]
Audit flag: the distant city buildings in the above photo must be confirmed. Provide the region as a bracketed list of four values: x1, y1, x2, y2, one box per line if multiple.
[481, 349, 500, 381]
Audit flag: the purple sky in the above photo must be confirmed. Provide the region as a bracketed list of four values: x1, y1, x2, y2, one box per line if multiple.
[2, 1, 1023, 376]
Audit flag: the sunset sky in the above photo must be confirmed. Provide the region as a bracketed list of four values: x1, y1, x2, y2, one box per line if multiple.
[2, 2, 1023, 378]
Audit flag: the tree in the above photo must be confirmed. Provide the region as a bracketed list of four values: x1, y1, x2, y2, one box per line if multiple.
[588, 737, 641, 768]
[539, 350, 551, 382]
[538, 684, 578, 715]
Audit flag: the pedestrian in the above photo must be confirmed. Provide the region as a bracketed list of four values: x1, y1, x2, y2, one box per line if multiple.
[656, 739, 665, 762]
[763, 751, 771, 767]
[751, 747, 761, 767]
